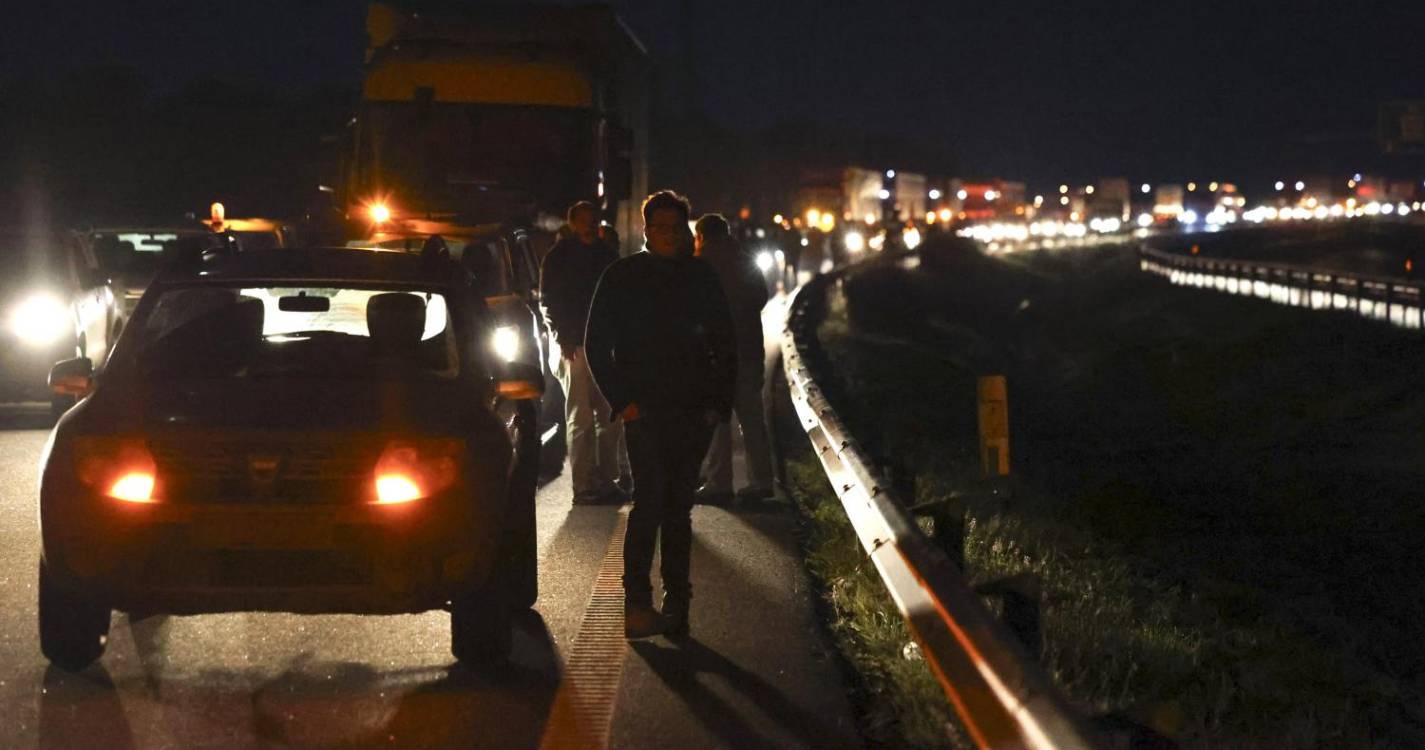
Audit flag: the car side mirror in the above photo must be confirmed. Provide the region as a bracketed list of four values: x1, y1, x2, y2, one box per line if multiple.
[49, 357, 94, 397]
[495, 361, 543, 400]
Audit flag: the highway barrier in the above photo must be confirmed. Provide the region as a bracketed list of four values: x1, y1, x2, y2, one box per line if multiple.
[1139, 244, 1425, 330]
[780, 256, 1097, 750]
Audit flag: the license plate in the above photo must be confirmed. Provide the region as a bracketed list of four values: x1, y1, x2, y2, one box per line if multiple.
[194, 511, 335, 549]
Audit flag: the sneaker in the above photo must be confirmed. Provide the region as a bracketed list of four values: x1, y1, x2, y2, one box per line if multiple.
[598, 484, 631, 505]
[624, 604, 668, 639]
[661, 595, 690, 639]
[695, 485, 734, 506]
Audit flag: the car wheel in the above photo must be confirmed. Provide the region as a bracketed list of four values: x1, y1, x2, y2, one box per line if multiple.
[38, 560, 110, 671]
[450, 580, 512, 667]
[506, 399, 540, 609]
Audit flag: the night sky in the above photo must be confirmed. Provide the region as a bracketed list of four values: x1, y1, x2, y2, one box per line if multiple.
[3, 0, 1423, 188]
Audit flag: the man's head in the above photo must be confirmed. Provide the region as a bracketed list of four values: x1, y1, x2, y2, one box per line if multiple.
[693, 213, 731, 256]
[566, 201, 600, 244]
[641, 190, 693, 258]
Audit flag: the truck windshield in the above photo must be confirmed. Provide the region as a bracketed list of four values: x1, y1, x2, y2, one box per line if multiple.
[358, 103, 592, 211]
[130, 284, 459, 380]
[90, 231, 217, 275]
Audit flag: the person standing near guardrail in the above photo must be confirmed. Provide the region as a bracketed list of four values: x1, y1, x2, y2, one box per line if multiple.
[692, 213, 775, 507]
[584, 190, 738, 638]
[541, 201, 627, 505]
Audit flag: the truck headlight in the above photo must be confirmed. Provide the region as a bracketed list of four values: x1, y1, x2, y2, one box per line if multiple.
[10, 292, 69, 346]
[492, 325, 521, 363]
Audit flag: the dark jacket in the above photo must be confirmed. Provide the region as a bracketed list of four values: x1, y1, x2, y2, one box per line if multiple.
[584, 250, 737, 419]
[698, 236, 770, 363]
[539, 236, 618, 348]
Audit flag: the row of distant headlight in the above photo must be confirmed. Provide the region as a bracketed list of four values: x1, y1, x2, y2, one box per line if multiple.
[8, 292, 71, 347]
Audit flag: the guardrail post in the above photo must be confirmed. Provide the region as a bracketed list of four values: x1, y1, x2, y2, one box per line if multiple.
[977, 574, 1042, 659]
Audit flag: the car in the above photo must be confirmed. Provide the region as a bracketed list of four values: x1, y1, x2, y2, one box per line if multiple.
[0, 227, 119, 415]
[37, 244, 544, 671]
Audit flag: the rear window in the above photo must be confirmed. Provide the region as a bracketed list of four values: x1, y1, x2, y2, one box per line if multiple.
[132, 284, 459, 379]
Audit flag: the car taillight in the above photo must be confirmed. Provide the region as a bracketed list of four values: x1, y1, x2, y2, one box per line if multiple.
[73, 437, 160, 504]
[371, 439, 461, 505]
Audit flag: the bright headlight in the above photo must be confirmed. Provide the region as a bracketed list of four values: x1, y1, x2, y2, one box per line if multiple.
[844, 231, 865, 253]
[755, 251, 775, 272]
[10, 292, 69, 346]
[491, 325, 520, 363]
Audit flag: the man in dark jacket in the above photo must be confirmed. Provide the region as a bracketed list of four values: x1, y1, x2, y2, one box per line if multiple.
[693, 214, 775, 505]
[585, 191, 737, 638]
[541, 201, 624, 504]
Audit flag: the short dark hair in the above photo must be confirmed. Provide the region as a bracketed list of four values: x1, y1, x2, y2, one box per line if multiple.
[695, 213, 730, 239]
[567, 201, 600, 223]
[641, 190, 691, 225]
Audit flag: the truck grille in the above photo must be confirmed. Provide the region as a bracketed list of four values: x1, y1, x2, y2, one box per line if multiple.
[151, 438, 379, 504]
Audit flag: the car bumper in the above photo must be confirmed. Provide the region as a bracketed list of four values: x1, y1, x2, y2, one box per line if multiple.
[42, 486, 501, 615]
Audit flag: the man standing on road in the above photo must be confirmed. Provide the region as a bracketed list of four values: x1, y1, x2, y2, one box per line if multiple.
[541, 201, 625, 505]
[585, 191, 737, 638]
[693, 214, 775, 506]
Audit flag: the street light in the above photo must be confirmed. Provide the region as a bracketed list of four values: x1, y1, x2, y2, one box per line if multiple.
[1140, 183, 1151, 194]
[1294, 180, 1305, 191]
[928, 188, 942, 200]
[1274, 181, 1285, 191]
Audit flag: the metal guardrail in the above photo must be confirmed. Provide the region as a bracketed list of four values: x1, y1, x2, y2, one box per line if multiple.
[1139, 245, 1425, 329]
[779, 260, 1096, 750]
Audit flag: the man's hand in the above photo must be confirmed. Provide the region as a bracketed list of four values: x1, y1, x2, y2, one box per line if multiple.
[620, 402, 641, 422]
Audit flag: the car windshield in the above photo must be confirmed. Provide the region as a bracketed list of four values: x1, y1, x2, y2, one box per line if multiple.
[130, 284, 459, 379]
[89, 231, 216, 275]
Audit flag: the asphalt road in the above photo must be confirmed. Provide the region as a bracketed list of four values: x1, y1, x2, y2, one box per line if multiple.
[0, 349, 860, 749]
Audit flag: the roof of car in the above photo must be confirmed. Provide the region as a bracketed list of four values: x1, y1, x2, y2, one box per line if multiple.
[153, 246, 463, 287]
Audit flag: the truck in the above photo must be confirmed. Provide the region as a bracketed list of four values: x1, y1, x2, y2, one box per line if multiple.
[342, 1, 650, 250]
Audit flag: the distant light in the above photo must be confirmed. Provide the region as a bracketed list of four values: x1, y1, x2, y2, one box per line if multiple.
[806, 208, 822, 228]
[1347, 180, 1357, 189]
[877, 189, 891, 200]
[902, 227, 922, 250]
[819, 213, 835, 232]
[938, 207, 953, 222]
[928, 188, 942, 200]
[1137, 213, 1153, 228]
[772, 213, 784, 225]
[984, 189, 998, 201]
[1353, 173, 1363, 182]
[956, 189, 969, 200]
[865, 213, 877, 225]
[885, 169, 896, 179]
[1085, 185, 1095, 195]
[1400, 204, 1413, 216]
[755, 228, 766, 238]
[843, 231, 865, 253]
[1382, 203, 1395, 215]
[1294, 180, 1305, 191]
[1140, 183, 1151, 194]
[1060, 196, 1070, 206]
[369, 202, 392, 224]
[926, 211, 937, 224]
[1208, 181, 1219, 192]
[1187, 182, 1197, 192]
[1274, 181, 1285, 191]
[1179, 209, 1199, 225]
[1033, 195, 1044, 206]
[1059, 184, 1069, 194]
[800, 237, 809, 246]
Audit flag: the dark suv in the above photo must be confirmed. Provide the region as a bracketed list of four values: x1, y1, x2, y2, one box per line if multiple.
[38, 246, 543, 670]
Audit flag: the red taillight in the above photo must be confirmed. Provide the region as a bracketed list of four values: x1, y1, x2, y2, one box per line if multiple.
[371, 439, 461, 505]
[74, 437, 160, 504]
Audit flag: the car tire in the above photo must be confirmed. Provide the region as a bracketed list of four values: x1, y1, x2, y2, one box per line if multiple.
[507, 399, 540, 609]
[38, 560, 110, 671]
[450, 580, 512, 667]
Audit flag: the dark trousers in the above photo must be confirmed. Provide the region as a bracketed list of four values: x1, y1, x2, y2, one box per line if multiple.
[622, 409, 714, 607]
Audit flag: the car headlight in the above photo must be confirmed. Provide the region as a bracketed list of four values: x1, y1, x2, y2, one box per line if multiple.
[755, 251, 775, 273]
[9, 292, 70, 346]
[491, 325, 521, 363]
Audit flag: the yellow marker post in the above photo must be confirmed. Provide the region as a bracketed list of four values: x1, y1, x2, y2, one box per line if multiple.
[978, 376, 1010, 477]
